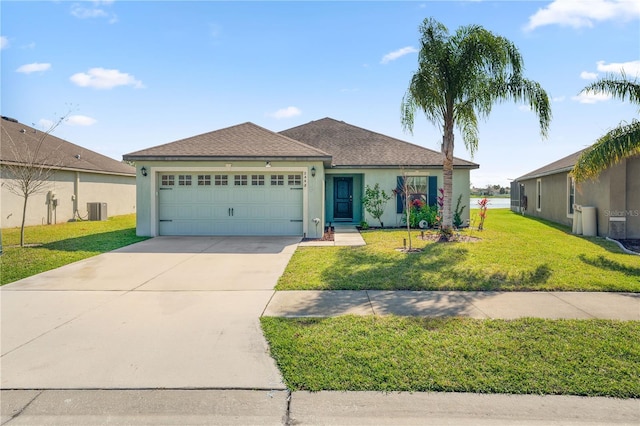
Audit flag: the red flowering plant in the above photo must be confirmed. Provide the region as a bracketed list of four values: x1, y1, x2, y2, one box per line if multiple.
[477, 197, 489, 230]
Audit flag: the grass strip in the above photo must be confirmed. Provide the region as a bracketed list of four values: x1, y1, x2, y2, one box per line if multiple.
[1, 214, 148, 285]
[261, 316, 640, 397]
[277, 209, 640, 291]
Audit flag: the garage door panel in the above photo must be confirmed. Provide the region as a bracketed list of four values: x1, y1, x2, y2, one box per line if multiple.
[158, 172, 304, 236]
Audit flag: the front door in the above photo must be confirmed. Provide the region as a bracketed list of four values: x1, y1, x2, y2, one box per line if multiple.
[334, 177, 353, 220]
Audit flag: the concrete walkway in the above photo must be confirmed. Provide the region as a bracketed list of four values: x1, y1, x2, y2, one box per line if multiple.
[264, 290, 640, 320]
[298, 224, 366, 247]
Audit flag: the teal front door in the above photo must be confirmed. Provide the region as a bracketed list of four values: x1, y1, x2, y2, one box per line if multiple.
[334, 177, 353, 220]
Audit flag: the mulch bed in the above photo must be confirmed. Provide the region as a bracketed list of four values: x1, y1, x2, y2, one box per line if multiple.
[617, 239, 640, 253]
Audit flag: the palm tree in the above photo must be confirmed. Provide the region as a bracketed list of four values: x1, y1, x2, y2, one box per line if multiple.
[572, 75, 640, 182]
[401, 17, 551, 229]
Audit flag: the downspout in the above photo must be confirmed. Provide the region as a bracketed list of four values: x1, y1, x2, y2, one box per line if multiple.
[74, 171, 79, 219]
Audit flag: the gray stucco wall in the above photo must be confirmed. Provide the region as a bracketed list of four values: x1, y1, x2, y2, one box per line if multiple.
[1, 168, 136, 228]
[517, 155, 640, 238]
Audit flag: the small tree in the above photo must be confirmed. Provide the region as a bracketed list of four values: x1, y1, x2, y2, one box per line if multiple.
[394, 171, 421, 251]
[1, 114, 69, 246]
[362, 183, 391, 227]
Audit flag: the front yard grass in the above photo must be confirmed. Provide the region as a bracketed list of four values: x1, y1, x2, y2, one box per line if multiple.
[261, 316, 640, 397]
[1, 214, 148, 285]
[278, 209, 640, 292]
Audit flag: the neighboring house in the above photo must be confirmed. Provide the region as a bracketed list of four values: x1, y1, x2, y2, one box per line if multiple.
[1, 116, 137, 228]
[511, 149, 640, 239]
[124, 118, 478, 238]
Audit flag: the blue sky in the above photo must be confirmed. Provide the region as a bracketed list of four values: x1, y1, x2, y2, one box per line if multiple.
[2, 0, 639, 187]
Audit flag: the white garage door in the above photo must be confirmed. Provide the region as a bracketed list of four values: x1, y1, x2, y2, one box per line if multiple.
[158, 172, 303, 236]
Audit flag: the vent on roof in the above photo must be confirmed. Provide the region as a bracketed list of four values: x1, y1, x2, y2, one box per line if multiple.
[1, 116, 19, 123]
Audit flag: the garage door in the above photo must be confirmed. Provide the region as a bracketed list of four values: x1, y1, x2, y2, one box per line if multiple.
[157, 172, 303, 236]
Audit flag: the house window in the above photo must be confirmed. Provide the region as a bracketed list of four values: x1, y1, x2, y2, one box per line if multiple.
[234, 175, 248, 186]
[178, 175, 192, 186]
[288, 174, 302, 186]
[536, 179, 542, 211]
[214, 175, 228, 186]
[251, 175, 265, 186]
[396, 176, 436, 213]
[198, 175, 211, 186]
[161, 175, 174, 186]
[567, 176, 575, 216]
[271, 174, 284, 186]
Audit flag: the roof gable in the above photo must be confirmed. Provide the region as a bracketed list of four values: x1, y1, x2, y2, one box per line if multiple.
[0, 117, 135, 176]
[124, 122, 331, 160]
[280, 118, 478, 168]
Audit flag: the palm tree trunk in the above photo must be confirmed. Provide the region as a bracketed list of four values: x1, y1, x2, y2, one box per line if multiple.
[441, 116, 455, 229]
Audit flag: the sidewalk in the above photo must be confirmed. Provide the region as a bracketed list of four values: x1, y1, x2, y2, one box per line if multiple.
[264, 290, 640, 320]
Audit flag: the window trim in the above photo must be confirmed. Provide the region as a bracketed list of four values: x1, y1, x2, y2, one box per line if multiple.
[567, 175, 575, 217]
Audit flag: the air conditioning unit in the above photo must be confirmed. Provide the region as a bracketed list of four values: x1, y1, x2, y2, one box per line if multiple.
[87, 202, 108, 221]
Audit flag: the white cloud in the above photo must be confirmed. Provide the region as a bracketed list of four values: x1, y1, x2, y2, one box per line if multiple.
[380, 46, 418, 64]
[66, 115, 97, 126]
[70, 1, 118, 24]
[572, 92, 612, 104]
[38, 119, 54, 130]
[16, 62, 52, 74]
[596, 59, 640, 76]
[518, 104, 532, 112]
[267, 106, 301, 119]
[552, 96, 566, 102]
[70, 68, 144, 89]
[580, 71, 598, 80]
[525, 0, 640, 31]
[0, 36, 8, 50]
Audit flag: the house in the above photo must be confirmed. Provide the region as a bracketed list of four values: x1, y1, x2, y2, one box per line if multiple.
[1, 116, 137, 228]
[123, 118, 478, 238]
[511, 149, 640, 239]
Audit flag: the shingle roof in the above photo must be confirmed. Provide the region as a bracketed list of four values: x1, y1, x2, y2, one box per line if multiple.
[124, 122, 331, 161]
[280, 118, 479, 168]
[0, 116, 135, 176]
[516, 149, 587, 181]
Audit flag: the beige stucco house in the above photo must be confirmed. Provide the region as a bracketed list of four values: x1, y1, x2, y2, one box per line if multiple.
[124, 118, 478, 238]
[1, 116, 136, 228]
[511, 149, 640, 239]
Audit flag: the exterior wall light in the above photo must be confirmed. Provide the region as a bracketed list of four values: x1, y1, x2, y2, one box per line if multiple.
[141, 166, 148, 177]
[266, 161, 271, 167]
[311, 166, 316, 177]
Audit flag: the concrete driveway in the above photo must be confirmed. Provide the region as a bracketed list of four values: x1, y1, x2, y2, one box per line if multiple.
[1, 236, 299, 390]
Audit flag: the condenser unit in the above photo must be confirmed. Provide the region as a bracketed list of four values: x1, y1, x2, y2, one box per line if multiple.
[87, 202, 108, 221]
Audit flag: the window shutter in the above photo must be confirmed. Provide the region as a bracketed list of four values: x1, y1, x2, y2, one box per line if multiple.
[396, 176, 404, 213]
[428, 176, 438, 207]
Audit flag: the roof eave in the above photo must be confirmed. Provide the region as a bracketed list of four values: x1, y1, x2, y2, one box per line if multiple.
[516, 166, 574, 181]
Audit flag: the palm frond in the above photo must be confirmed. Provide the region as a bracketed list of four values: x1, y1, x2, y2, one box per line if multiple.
[572, 119, 640, 182]
[580, 75, 640, 106]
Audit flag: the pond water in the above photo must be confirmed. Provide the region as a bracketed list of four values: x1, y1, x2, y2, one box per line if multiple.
[469, 197, 511, 209]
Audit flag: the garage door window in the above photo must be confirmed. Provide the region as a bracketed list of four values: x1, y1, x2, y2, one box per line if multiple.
[252, 174, 265, 186]
[161, 175, 174, 186]
[288, 174, 302, 186]
[271, 174, 284, 186]
[198, 175, 211, 186]
[234, 175, 248, 186]
[214, 175, 228, 186]
[178, 175, 192, 186]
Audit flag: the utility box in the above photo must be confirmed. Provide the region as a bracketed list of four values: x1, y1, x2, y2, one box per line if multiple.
[87, 202, 108, 221]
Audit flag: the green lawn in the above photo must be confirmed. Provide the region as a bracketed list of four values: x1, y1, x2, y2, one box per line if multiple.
[278, 209, 640, 292]
[1, 214, 148, 285]
[261, 316, 640, 397]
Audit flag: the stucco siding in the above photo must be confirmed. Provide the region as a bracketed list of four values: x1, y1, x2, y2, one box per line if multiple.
[1, 168, 136, 228]
[624, 156, 640, 238]
[519, 172, 573, 228]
